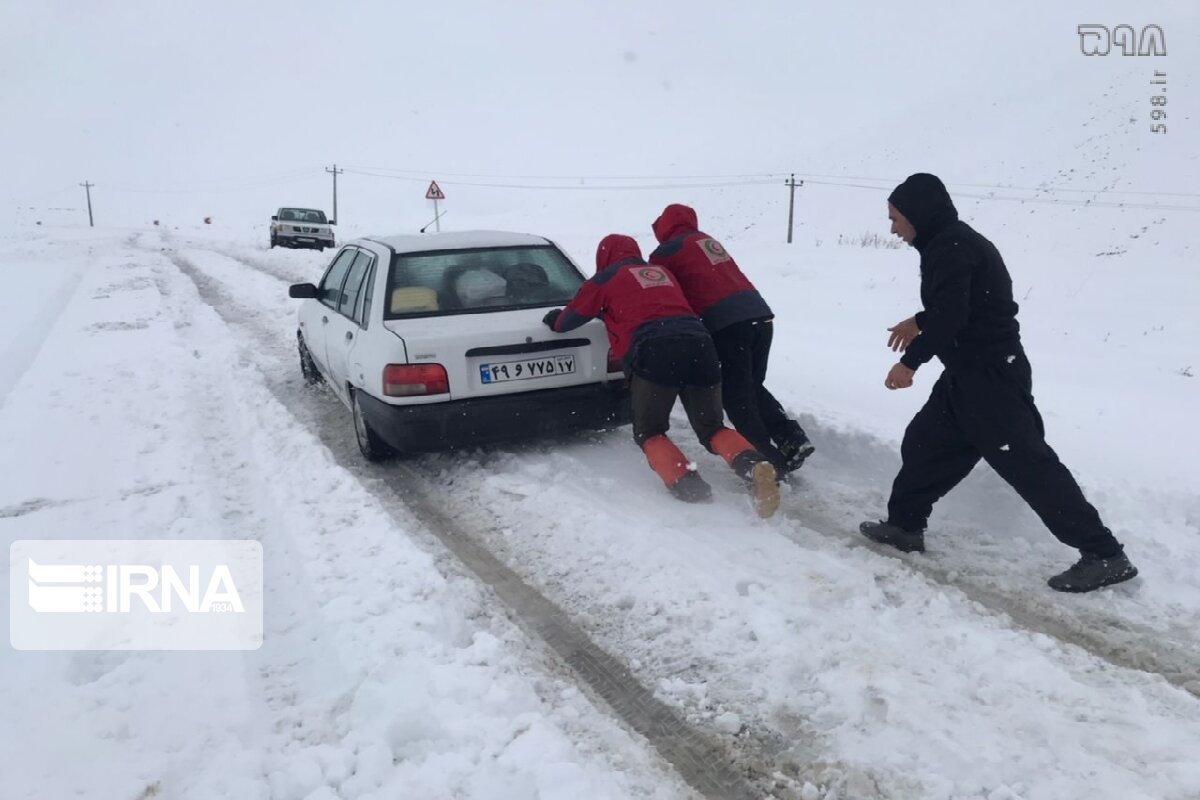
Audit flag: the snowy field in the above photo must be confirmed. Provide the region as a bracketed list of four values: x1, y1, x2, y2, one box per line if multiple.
[3, 1, 1199, 798]
[1, 195, 1198, 798]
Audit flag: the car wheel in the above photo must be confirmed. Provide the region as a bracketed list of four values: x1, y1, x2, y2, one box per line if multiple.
[352, 389, 393, 462]
[298, 335, 323, 385]
[270, 235, 277, 248]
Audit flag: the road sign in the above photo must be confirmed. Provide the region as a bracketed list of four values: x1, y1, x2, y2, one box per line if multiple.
[425, 181, 446, 200]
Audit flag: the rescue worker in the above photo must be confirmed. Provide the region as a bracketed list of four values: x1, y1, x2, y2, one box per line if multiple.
[649, 204, 813, 476]
[544, 234, 779, 518]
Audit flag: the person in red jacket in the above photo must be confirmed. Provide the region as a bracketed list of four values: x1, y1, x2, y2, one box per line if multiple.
[649, 204, 813, 476]
[543, 233, 780, 518]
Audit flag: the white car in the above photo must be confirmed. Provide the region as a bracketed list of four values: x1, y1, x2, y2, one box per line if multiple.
[288, 230, 631, 459]
[271, 207, 336, 250]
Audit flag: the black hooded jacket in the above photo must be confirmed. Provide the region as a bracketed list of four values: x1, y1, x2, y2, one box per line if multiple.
[889, 174, 1022, 372]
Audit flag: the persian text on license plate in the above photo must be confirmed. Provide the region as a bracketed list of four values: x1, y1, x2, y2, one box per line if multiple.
[480, 355, 575, 384]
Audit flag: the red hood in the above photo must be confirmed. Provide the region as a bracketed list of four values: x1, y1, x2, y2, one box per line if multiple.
[652, 203, 698, 243]
[595, 234, 644, 271]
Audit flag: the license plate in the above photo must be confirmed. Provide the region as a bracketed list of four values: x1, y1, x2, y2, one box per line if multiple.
[480, 355, 575, 384]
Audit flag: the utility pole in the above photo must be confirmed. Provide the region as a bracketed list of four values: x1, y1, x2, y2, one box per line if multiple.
[325, 164, 343, 222]
[785, 174, 802, 244]
[80, 181, 94, 227]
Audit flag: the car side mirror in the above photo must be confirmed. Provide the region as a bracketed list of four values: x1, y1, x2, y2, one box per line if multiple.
[328, 219, 336, 226]
[271, 215, 278, 221]
[288, 283, 318, 299]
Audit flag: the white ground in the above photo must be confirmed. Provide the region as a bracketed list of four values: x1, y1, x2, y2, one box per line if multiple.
[1, 204, 1197, 798]
[2, 2, 1199, 798]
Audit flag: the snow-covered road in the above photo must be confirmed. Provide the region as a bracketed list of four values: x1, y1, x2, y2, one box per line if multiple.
[3, 227, 1199, 799]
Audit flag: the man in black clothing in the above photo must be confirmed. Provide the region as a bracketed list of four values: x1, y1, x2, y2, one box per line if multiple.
[860, 173, 1138, 593]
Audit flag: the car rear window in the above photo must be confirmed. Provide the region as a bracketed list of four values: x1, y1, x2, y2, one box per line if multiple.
[384, 245, 585, 318]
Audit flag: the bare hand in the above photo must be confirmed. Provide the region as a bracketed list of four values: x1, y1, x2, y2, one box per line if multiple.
[885, 362, 915, 391]
[887, 316, 920, 352]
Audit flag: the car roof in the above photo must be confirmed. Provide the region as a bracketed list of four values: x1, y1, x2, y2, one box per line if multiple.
[361, 230, 552, 255]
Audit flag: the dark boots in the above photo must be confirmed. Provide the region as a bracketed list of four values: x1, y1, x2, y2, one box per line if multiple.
[859, 520, 926, 553]
[777, 435, 815, 474]
[669, 470, 712, 503]
[1048, 551, 1138, 593]
[860, 520, 1139, 594]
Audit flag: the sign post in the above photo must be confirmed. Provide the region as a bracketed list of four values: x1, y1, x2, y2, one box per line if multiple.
[425, 180, 446, 232]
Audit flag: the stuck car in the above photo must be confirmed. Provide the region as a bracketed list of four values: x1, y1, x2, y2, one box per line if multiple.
[271, 207, 336, 250]
[287, 230, 631, 459]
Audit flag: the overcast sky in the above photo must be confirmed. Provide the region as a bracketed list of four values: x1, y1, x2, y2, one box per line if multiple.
[2, 0, 1194, 230]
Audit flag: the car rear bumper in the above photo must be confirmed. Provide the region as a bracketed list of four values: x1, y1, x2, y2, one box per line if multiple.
[357, 381, 632, 452]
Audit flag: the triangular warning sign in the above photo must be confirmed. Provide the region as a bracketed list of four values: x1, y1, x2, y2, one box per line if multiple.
[425, 180, 446, 200]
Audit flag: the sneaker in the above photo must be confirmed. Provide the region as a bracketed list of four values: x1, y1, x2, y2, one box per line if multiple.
[669, 471, 712, 503]
[1047, 551, 1138, 593]
[750, 461, 780, 519]
[859, 520, 925, 553]
[778, 438, 815, 473]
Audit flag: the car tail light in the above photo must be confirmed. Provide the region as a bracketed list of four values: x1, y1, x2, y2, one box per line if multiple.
[383, 364, 449, 396]
[606, 350, 622, 374]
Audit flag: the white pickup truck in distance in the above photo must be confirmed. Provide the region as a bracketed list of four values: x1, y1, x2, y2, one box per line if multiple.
[271, 207, 335, 250]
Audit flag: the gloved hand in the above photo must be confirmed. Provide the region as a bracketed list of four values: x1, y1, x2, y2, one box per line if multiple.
[542, 308, 562, 330]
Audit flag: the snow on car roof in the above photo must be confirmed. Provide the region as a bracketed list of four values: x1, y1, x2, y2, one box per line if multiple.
[365, 230, 552, 254]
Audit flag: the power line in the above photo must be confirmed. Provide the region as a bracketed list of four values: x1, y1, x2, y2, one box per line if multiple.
[341, 164, 786, 181]
[341, 167, 779, 191]
[340, 163, 1200, 200]
[101, 167, 324, 194]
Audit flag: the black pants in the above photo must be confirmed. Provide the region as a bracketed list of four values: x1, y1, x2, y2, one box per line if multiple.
[711, 319, 804, 469]
[630, 334, 725, 448]
[887, 352, 1121, 556]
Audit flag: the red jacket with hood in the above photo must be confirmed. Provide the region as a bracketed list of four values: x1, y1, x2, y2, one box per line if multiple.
[648, 203, 772, 332]
[551, 234, 707, 369]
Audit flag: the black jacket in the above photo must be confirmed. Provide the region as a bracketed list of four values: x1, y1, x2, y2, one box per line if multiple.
[890, 175, 1023, 372]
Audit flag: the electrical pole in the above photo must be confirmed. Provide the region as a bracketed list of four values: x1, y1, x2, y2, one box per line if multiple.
[325, 164, 343, 223]
[785, 174, 802, 244]
[80, 181, 94, 227]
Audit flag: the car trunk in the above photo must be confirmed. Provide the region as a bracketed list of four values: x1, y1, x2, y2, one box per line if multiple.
[382, 308, 614, 401]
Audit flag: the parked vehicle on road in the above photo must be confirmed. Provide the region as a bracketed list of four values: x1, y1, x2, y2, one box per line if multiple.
[271, 207, 335, 250]
[288, 230, 630, 459]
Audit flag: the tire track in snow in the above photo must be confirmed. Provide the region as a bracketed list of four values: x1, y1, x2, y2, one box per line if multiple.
[159, 245, 780, 800]
[775, 503, 1200, 699]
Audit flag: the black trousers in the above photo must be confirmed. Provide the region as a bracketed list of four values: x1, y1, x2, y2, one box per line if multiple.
[629, 334, 725, 448]
[711, 319, 804, 469]
[887, 352, 1121, 556]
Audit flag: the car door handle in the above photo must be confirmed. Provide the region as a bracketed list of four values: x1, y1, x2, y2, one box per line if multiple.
[344, 331, 353, 342]
[321, 315, 329, 324]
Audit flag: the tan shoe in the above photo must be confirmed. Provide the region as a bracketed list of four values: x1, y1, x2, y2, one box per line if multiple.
[750, 461, 780, 519]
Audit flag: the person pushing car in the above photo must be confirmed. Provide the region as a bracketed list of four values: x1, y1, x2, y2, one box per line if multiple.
[543, 233, 780, 518]
[649, 203, 813, 477]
